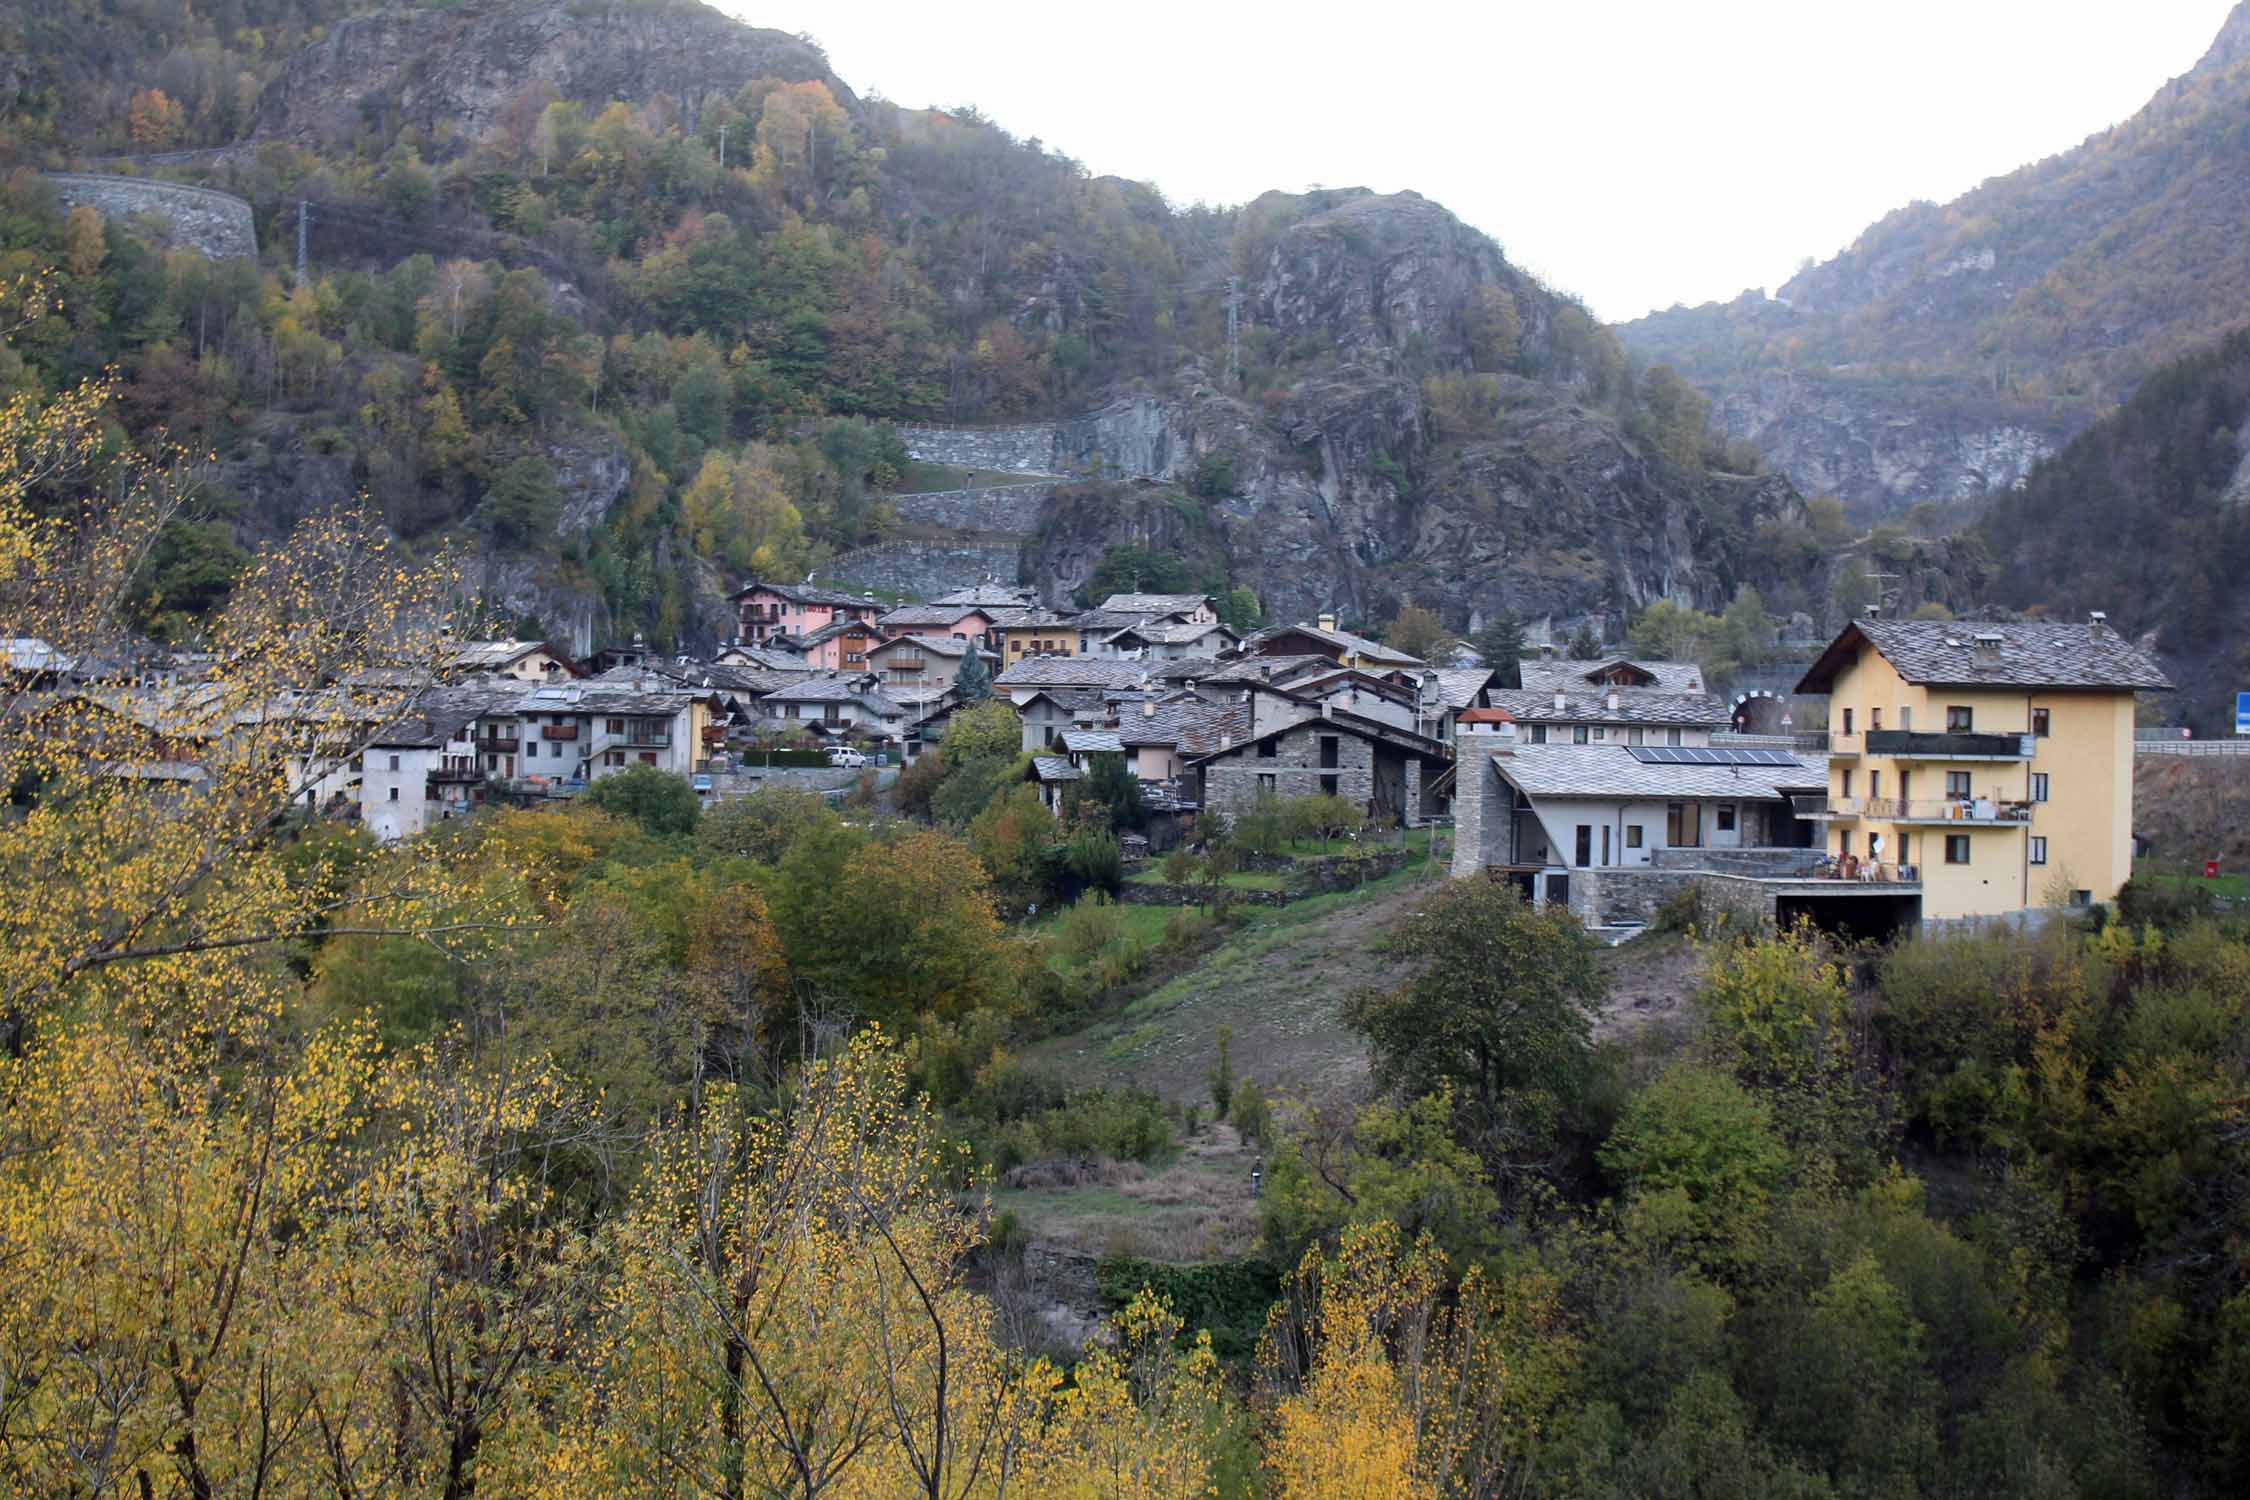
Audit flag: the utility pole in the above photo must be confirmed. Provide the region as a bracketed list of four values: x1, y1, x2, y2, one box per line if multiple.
[295, 201, 309, 287]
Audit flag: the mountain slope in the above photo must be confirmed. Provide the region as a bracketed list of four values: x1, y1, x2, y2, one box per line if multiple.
[1977, 325, 2250, 731]
[2, 0, 1804, 651]
[1620, 2, 2250, 513]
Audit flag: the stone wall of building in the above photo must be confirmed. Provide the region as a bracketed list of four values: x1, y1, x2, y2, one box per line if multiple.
[1202, 721, 1377, 818]
[898, 423, 1062, 474]
[813, 540, 1023, 599]
[889, 482, 1056, 534]
[45, 174, 257, 259]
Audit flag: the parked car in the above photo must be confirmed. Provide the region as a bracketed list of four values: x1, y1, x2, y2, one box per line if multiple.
[691, 773, 714, 794]
[826, 746, 868, 769]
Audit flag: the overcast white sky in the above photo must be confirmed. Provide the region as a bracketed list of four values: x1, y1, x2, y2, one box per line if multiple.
[716, 1, 2239, 323]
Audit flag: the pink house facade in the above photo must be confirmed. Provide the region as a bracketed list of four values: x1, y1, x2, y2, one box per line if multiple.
[733, 582, 882, 645]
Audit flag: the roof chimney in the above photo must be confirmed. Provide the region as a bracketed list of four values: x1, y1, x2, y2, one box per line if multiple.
[1972, 631, 2004, 668]
[1605, 689, 1620, 712]
[1553, 689, 1567, 712]
[1142, 698, 1156, 718]
[1219, 732, 1232, 752]
[2088, 609, 2108, 640]
[1318, 612, 1337, 632]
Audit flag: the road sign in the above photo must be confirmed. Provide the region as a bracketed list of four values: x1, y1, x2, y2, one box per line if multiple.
[2238, 692, 2250, 735]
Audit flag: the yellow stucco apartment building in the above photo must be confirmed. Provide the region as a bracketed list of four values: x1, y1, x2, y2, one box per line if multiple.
[1795, 616, 2170, 920]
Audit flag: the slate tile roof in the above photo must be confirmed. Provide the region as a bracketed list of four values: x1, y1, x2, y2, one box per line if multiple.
[877, 605, 989, 631]
[732, 581, 880, 608]
[1060, 728, 1125, 754]
[932, 583, 1040, 608]
[1242, 622, 1424, 666]
[762, 678, 907, 715]
[1432, 667, 1497, 710]
[1518, 657, 1708, 693]
[1098, 592, 1212, 615]
[1478, 742, 1829, 800]
[1484, 689, 1731, 726]
[1030, 755, 1083, 782]
[1797, 619, 2172, 692]
[994, 657, 1155, 690]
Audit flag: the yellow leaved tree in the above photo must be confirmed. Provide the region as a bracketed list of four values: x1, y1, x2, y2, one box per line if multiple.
[1258, 1221, 1576, 1499]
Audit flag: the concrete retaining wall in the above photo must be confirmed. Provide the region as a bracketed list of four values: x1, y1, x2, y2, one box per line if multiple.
[1650, 846, 1824, 878]
[889, 482, 1056, 535]
[45, 174, 257, 259]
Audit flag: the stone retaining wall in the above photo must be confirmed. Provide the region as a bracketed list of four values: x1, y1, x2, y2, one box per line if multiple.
[45, 174, 257, 259]
[889, 482, 1056, 534]
[704, 766, 865, 797]
[900, 424, 1062, 474]
[813, 540, 1023, 598]
[1572, 867, 1778, 929]
[1116, 849, 1412, 907]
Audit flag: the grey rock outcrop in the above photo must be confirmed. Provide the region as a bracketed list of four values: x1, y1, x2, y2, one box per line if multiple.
[1706, 374, 2073, 505]
[253, 0, 853, 147]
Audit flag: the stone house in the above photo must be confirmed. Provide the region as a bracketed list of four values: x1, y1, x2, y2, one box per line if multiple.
[1186, 700, 1448, 826]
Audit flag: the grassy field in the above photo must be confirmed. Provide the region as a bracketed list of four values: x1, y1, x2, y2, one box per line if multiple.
[1124, 865, 1292, 892]
[2133, 864, 2249, 900]
[992, 1125, 1264, 1263]
[1028, 855, 1449, 1106]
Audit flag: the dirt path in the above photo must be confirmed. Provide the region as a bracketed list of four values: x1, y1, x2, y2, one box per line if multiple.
[1594, 929, 1704, 1041]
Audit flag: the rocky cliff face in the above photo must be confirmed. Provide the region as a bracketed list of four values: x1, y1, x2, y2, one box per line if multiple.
[252, 0, 851, 146]
[1619, 2, 2250, 512]
[1016, 372, 1798, 633]
[988, 191, 1802, 633]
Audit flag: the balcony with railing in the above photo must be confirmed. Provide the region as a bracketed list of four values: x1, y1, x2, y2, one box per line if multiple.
[1792, 794, 2032, 826]
[541, 722, 579, 741]
[1864, 730, 2035, 762]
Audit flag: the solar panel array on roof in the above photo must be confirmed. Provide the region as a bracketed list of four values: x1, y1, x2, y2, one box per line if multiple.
[1627, 745, 1802, 766]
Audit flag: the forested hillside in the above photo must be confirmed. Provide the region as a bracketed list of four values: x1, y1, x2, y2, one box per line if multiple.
[1620, 2, 2250, 513]
[1977, 325, 2250, 729]
[0, 0, 1808, 648]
